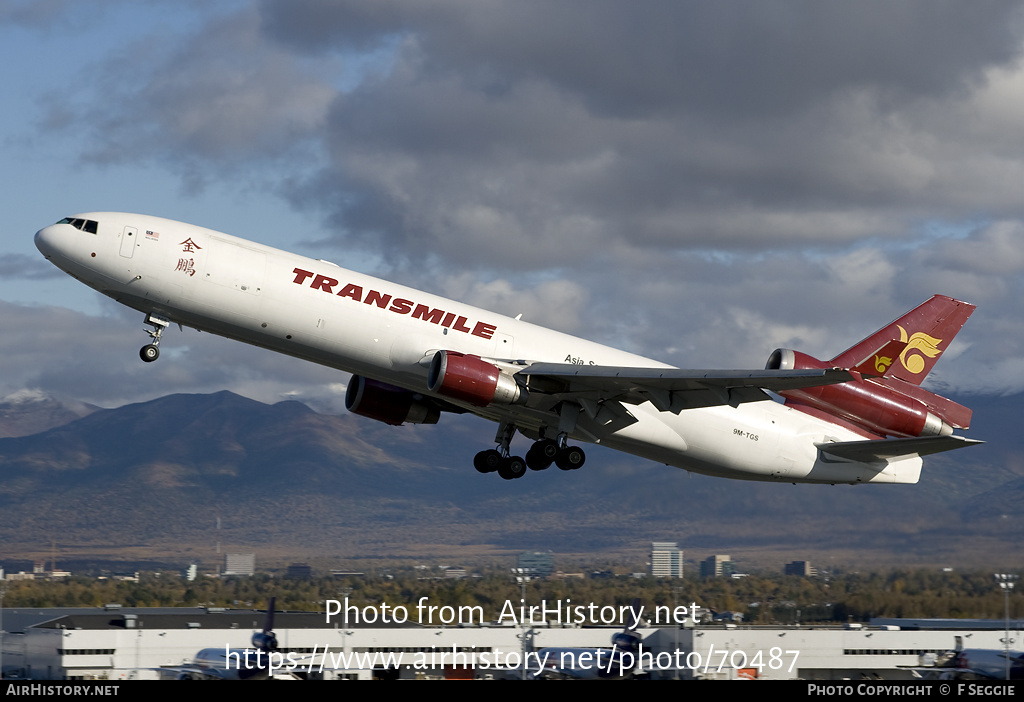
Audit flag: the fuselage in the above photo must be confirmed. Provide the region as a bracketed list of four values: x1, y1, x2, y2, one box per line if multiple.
[955, 649, 1024, 681]
[34, 212, 921, 484]
[161, 647, 279, 680]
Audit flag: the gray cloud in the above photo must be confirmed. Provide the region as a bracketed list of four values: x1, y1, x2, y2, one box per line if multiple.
[21, 1, 1024, 398]
[0, 300, 344, 409]
[255, 1, 1024, 269]
[262, 1, 1024, 117]
[0, 0, 87, 27]
[43, 2, 1024, 259]
[44, 4, 334, 192]
[0, 253, 66, 280]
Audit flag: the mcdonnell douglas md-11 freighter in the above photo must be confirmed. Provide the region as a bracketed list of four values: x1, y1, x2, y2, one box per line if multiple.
[35, 213, 981, 484]
[160, 598, 293, 680]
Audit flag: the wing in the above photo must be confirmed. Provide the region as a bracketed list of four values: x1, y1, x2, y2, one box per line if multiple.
[515, 363, 854, 413]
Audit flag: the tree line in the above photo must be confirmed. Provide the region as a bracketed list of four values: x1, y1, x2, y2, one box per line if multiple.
[3, 567, 1019, 624]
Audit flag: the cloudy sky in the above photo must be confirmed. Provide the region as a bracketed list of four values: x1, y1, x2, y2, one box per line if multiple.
[2, 0, 1024, 410]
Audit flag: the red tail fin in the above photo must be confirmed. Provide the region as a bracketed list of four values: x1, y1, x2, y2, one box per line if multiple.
[830, 295, 975, 386]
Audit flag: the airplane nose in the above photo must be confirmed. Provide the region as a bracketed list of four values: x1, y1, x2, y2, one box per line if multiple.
[34, 225, 57, 257]
[35, 223, 71, 260]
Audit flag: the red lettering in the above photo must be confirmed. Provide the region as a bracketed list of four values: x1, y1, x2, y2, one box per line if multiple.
[292, 269, 500, 343]
[472, 322, 497, 339]
[364, 290, 392, 308]
[390, 298, 413, 314]
[311, 274, 338, 293]
[337, 283, 363, 301]
[412, 304, 445, 324]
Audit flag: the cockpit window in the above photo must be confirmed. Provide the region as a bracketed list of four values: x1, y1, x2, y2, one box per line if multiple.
[58, 217, 98, 234]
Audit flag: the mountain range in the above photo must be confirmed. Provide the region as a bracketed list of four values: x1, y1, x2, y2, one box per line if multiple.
[0, 389, 1019, 571]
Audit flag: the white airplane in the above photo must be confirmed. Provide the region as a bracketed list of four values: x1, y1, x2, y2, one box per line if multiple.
[911, 636, 1024, 681]
[35, 213, 981, 484]
[162, 599, 289, 680]
[532, 600, 646, 680]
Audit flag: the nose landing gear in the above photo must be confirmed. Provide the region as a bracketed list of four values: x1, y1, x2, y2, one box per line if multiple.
[140, 313, 170, 363]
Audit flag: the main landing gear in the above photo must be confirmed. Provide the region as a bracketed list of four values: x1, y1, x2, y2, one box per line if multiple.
[139, 313, 170, 363]
[474, 425, 586, 480]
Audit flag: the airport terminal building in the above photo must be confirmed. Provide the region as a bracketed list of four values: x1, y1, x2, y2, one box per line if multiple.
[1, 605, 1018, 680]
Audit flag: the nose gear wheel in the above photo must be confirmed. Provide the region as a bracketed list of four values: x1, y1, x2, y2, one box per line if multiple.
[140, 313, 170, 363]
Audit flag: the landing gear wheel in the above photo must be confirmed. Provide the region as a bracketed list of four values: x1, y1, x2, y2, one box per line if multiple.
[555, 446, 586, 470]
[474, 449, 502, 473]
[498, 456, 527, 480]
[526, 439, 559, 470]
[140, 314, 170, 363]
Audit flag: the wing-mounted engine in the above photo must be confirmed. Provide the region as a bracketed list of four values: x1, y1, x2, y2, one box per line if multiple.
[346, 375, 441, 426]
[767, 348, 968, 438]
[428, 350, 527, 407]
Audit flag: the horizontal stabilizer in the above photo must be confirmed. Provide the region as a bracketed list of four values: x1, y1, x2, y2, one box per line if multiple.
[816, 435, 983, 463]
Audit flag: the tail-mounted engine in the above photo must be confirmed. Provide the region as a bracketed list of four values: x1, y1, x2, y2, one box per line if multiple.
[428, 350, 526, 407]
[611, 630, 643, 654]
[346, 375, 441, 426]
[252, 630, 278, 651]
[767, 348, 962, 438]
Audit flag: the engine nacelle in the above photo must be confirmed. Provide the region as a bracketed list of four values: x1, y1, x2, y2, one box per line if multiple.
[345, 376, 440, 426]
[252, 631, 278, 651]
[611, 630, 642, 654]
[767, 348, 952, 438]
[428, 351, 525, 407]
[766, 348, 826, 373]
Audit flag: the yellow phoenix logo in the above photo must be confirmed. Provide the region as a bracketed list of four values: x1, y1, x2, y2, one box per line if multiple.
[873, 355, 895, 374]
[897, 325, 943, 374]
